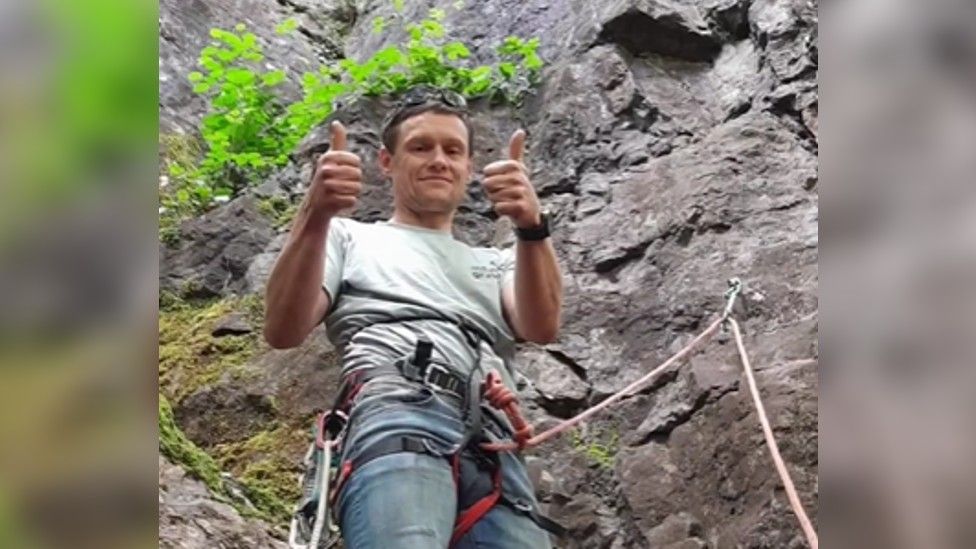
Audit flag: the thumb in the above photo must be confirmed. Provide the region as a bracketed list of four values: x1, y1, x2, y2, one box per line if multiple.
[508, 129, 526, 162]
[330, 121, 347, 151]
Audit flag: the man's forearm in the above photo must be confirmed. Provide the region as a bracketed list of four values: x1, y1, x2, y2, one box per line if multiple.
[263, 207, 331, 348]
[514, 239, 562, 343]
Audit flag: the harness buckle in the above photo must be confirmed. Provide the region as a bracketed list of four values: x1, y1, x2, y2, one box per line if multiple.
[423, 362, 463, 397]
[511, 498, 533, 513]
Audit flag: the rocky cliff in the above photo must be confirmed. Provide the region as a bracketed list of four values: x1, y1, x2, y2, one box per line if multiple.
[158, 0, 818, 547]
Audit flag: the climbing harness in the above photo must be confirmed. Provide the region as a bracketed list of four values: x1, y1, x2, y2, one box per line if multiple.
[318, 316, 568, 545]
[289, 278, 819, 549]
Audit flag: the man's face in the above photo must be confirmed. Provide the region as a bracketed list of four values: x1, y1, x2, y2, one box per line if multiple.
[380, 111, 473, 215]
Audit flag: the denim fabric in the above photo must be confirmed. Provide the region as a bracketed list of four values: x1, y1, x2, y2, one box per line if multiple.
[335, 376, 552, 548]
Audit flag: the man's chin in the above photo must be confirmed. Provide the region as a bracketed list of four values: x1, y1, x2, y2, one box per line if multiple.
[417, 202, 459, 214]
[415, 193, 463, 214]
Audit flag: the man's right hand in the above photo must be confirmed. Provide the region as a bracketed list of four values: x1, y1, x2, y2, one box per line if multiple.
[307, 121, 362, 220]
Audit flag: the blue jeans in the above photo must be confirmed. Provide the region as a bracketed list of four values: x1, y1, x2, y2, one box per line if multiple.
[335, 376, 553, 548]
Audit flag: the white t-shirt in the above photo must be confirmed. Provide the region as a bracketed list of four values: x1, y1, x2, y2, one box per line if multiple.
[322, 217, 518, 382]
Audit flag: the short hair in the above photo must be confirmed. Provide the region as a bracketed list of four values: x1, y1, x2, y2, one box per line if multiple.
[381, 103, 475, 156]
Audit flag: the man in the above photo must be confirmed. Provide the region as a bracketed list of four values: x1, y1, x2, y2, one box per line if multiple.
[264, 87, 563, 548]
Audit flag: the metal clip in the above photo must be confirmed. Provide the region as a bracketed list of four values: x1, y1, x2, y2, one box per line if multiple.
[722, 277, 743, 326]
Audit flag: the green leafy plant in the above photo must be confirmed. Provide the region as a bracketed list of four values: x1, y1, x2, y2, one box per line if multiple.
[159, 2, 544, 243]
[188, 24, 291, 186]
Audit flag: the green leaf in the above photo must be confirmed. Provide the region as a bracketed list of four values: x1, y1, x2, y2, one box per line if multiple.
[429, 8, 446, 21]
[275, 18, 299, 35]
[374, 47, 404, 67]
[226, 68, 255, 86]
[407, 24, 423, 42]
[242, 33, 257, 50]
[194, 185, 213, 202]
[216, 49, 237, 63]
[498, 62, 516, 79]
[443, 42, 469, 60]
[463, 77, 491, 96]
[393, 0, 404, 12]
[372, 16, 386, 34]
[188, 72, 204, 82]
[212, 29, 243, 49]
[261, 70, 286, 87]
[302, 72, 319, 89]
[200, 57, 220, 72]
[471, 66, 491, 78]
[422, 20, 444, 38]
[192, 83, 211, 94]
[234, 23, 246, 32]
[498, 36, 523, 56]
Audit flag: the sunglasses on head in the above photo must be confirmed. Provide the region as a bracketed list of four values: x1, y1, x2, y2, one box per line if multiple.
[399, 86, 467, 109]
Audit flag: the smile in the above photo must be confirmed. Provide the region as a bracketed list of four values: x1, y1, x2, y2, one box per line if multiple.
[421, 177, 453, 185]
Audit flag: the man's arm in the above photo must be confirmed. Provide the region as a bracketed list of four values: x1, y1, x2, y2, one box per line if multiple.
[263, 121, 361, 349]
[485, 128, 563, 344]
[263, 212, 333, 349]
[502, 238, 563, 343]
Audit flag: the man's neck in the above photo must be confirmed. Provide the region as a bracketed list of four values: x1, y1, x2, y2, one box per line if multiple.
[390, 208, 454, 233]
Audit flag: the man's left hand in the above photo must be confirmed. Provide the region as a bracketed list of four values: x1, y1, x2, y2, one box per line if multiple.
[483, 129, 542, 229]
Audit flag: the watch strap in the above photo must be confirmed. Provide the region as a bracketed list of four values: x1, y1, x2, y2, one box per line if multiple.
[515, 212, 551, 241]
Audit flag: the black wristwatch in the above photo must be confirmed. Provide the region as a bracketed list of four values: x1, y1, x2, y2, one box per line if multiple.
[515, 211, 551, 241]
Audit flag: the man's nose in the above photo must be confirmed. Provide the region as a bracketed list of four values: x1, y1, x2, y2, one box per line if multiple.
[429, 147, 449, 170]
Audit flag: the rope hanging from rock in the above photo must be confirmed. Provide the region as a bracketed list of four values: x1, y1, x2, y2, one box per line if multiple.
[479, 279, 818, 549]
[728, 316, 818, 549]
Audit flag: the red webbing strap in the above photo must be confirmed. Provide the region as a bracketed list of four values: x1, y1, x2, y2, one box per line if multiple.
[328, 460, 353, 507]
[449, 467, 502, 546]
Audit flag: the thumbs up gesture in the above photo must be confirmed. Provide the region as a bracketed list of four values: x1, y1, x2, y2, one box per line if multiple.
[483, 129, 542, 229]
[307, 121, 363, 220]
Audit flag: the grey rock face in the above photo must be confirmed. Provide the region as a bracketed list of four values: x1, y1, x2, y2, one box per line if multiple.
[159, 457, 287, 548]
[160, 196, 274, 299]
[174, 385, 277, 447]
[598, 0, 725, 62]
[159, 0, 818, 546]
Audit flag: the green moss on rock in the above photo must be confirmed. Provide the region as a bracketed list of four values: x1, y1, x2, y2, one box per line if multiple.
[258, 195, 299, 229]
[159, 394, 224, 494]
[158, 294, 265, 401]
[214, 424, 309, 525]
[160, 393, 300, 526]
[157, 292, 307, 527]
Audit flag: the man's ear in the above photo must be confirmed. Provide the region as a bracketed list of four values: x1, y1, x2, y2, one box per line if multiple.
[378, 147, 392, 177]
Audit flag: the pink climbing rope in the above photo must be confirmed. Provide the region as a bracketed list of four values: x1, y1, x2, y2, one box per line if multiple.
[481, 315, 724, 452]
[479, 313, 819, 549]
[728, 317, 818, 549]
